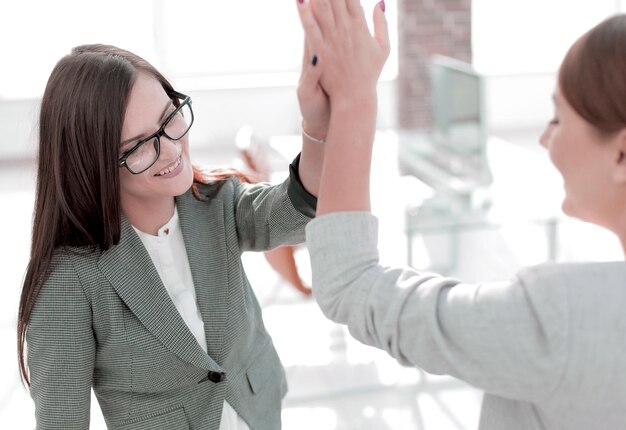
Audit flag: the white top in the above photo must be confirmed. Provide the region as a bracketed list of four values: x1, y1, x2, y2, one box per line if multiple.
[133, 207, 251, 430]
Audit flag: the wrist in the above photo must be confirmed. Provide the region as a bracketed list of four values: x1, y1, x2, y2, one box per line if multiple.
[330, 95, 378, 126]
[302, 120, 327, 144]
[330, 91, 378, 115]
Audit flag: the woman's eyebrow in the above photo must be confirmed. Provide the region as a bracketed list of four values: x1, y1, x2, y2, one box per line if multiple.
[120, 99, 174, 145]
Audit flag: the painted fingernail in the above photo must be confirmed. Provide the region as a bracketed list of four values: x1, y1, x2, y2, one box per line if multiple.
[311, 54, 318, 66]
[298, 0, 304, 4]
[380, 0, 385, 12]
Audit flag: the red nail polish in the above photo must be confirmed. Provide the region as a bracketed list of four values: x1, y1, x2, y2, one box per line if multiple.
[380, 0, 385, 12]
[298, 0, 304, 4]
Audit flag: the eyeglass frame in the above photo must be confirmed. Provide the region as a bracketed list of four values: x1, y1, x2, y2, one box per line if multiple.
[118, 91, 194, 175]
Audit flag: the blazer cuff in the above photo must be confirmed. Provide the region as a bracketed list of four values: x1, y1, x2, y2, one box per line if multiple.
[288, 153, 317, 218]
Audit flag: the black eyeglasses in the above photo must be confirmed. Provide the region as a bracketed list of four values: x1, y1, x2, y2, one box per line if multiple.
[119, 91, 194, 175]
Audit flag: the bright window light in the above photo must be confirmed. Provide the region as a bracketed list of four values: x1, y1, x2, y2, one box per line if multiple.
[0, 0, 398, 99]
[0, 0, 158, 99]
[472, 0, 624, 74]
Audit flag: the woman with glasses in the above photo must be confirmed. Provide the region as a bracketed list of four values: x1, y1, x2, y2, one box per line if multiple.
[305, 7, 626, 430]
[17, 38, 327, 429]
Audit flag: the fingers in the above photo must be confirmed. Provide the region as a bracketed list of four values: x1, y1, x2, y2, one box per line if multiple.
[310, 0, 335, 35]
[299, 38, 323, 91]
[296, 0, 324, 53]
[345, 0, 363, 17]
[301, 38, 310, 73]
[299, 60, 323, 97]
[330, 0, 349, 24]
[373, 1, 390, 55]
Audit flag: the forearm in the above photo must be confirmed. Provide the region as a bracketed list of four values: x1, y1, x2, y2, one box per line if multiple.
[234, 168, 315, 251]
[317, 94, 378, 215]
[307, 212, 568, 400]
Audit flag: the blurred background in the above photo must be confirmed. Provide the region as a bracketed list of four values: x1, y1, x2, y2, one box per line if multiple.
[2, 0, 626, 428]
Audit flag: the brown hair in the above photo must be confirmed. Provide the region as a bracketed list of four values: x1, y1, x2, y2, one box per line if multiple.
[18, 44, 246, 385]
[559, 14, 626, 135]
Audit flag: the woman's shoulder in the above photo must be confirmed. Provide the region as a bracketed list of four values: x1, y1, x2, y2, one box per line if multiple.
[190, 165, 251, 202]
[190, 176, 239, 202]
[46, 246, 102, 287]
[51, 245, 101, 267]
[515, 261, 626, 306]
[34, 246, 99, 307]
[518, 260, 626, 285]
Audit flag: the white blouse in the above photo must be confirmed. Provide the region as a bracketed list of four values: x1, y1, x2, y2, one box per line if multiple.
[133, 207, 251, 430]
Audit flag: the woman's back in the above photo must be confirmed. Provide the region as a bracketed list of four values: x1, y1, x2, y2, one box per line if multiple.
[481, 262, 626, 429]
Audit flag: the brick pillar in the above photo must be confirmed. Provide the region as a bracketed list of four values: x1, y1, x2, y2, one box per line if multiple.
[398, 0, 472, 130]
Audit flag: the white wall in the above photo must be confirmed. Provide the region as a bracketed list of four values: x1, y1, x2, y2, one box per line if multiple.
[0, 0, 399, 162]
[0, 99, 40, 160]
[4, 0, 623, 162]
[0, 80, 397, 161]
[483, 72, 556, 134]
[473, 0, 625, 134]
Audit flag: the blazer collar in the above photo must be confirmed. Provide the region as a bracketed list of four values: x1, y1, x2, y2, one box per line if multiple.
[176, 190, 230, 361]
[97, 190, 228, 370]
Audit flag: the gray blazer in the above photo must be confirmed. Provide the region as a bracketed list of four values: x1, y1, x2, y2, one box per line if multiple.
[307, 212, 626, 430]
[27, 164, 316, 430]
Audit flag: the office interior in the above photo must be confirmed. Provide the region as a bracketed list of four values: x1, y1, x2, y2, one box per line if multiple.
[2, 1, 626, 428]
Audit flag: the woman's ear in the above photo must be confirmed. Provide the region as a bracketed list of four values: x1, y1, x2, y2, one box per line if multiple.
[611, 128, 626, 184]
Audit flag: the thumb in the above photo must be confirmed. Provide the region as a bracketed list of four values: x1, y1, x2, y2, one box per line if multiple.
[373, 1, 390, 55]
[301, 38, 310, 73]
[299, 44, 323, 93]
[299, 59, 323, 96]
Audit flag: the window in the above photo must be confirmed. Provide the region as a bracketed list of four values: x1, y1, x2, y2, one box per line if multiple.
[0, 0, 398, 99]
[0, 0, 158, 99]
[472, 0, 624, 74]
[156, 0, 398, 89]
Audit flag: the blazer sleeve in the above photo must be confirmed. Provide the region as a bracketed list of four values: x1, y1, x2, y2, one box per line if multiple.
[306, 211, 569, 403]
[233, 153, 317, 252]
[27, 252, 95, 430]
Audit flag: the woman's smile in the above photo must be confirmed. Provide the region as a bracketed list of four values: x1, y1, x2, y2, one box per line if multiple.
[155, 155, 183, 177]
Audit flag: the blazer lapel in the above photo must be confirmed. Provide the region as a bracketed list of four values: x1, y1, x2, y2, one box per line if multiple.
[98, 215, 221, 371]
[176, 191, 229, 363]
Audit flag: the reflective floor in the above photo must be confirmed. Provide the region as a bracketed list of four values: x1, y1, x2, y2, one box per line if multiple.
[1, 129, 621, 429]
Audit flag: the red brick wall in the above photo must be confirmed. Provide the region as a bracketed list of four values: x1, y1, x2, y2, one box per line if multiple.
[398, 0, 472, 129]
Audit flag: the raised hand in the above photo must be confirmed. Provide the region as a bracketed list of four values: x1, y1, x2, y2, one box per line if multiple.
[296, 0, 390, 105]
[297, 36, 331, 142]
[296, 0, 391, 214]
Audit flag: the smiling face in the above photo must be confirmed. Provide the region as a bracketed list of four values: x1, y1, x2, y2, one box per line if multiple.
[539, 85, 626, 230]
[119, 73, 194, 212]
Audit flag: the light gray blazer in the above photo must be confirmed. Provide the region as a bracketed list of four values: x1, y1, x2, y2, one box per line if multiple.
[27, 163, 316, 430]
[306, 212, 626, 430]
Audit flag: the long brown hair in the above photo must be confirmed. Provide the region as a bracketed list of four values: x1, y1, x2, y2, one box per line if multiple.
[18, 44, 245, 385]
[559, 14, 626, 135]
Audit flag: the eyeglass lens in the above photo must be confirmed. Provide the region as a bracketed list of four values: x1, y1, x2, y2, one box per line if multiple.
[125, 102, 192, 174]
